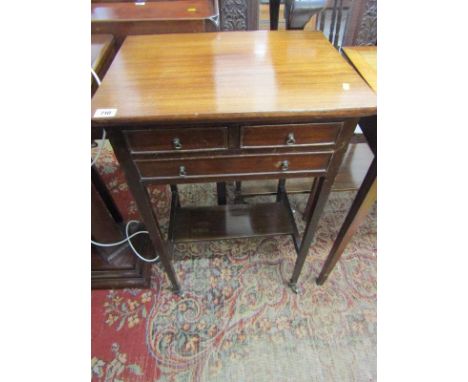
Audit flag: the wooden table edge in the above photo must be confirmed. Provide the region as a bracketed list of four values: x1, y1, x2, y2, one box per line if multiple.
[342, 46, 377, 93]
[91, 108, 378, 128]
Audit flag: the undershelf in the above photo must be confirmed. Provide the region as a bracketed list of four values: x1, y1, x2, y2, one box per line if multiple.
[172, 202, 296, 243]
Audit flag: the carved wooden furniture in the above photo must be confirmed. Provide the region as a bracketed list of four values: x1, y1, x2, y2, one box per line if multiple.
[91, 31, 376, 294]
[313, 0, 376, 47]
[316, 45, 376, 284]
[270, 0, 376, 46]
[91, 34, 152, 289]
[219, 0, 259, 30]
[91, 0, 260, 33]
[343, 0, 376, 46]
[91, 0, 220, 49]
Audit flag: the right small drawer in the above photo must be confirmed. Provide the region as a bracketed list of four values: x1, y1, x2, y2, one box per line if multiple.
[241, 122, 342, 148]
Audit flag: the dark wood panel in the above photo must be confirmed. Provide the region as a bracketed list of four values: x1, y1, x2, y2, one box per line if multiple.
[91, 179, 124, 248]
[135, 152, 332, 181]
[241, 122, 342, 148]
[91, 1, 217, 48]
[173, 202, 295, 242]
[91, 1, 215, 21]
[91, 34, 116, 97]
[91, 187, 151, 289]
[92, 20, 210, 49]
[92, 231, 152, 289]
[125, 127, 228, 153]
[91, 34, 114, 72]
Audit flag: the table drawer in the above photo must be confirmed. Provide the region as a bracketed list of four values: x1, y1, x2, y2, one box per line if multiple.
[135, 153, 331, 180]
[125, 127, 228, 153]
[241, 123, 342, 148]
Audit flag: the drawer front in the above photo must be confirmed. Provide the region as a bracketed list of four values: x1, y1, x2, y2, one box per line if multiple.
[135, 153, 332, 180]
[125, 127, 228, 153]
[241, 123, 342, 148]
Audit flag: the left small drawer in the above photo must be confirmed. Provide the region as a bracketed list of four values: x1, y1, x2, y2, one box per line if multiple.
[124, 127, 228, 154]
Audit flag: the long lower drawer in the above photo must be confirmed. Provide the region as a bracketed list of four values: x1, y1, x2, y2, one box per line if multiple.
[135, 152, 332, 182]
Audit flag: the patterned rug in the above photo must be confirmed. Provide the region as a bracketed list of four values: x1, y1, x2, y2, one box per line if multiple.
[91, 143, 377, 382]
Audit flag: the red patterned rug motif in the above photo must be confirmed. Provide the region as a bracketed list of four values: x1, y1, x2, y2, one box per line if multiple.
[92, 144, 377, 382]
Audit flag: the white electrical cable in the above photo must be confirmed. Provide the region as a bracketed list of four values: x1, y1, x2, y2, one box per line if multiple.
[91, 221, 160, 263]
[91, 230, 147, 247]
[125, 220, 160, 263]
[91, 67, 102, 86]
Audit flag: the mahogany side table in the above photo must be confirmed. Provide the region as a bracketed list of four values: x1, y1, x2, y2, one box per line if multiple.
[91, 31, 377, 294]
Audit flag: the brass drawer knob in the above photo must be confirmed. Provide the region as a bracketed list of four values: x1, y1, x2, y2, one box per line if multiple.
[280, 160, 289, 171]
[179, 165, 187, 177]
[173, 138, 182, 150]
[286, 133, 296, 145]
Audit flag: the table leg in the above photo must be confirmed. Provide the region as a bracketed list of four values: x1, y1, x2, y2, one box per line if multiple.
[317, 157, 376, 285]
[276, 179, 286, 202]
[302, 177, 320, 222]
[269, 0, 281, 30]
[92, 165, 123, 224]
[108, 131, 181, 293]
[170, 185, 181, 208]
[216, 182, 227, 205]
[91, 178, 126, 259]
[289, 119, 357, 293]
[234, 181, 243, 204]
[289, 177, 326, 293]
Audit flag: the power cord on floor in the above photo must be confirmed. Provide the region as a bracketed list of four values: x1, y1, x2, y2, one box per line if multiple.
[91, 220, 160, 263]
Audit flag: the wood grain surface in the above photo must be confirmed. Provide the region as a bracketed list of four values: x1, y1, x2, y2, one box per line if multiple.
[342, 46, 377, 92]
[91, 0, 215, 21]
[91, 31, 377, 126]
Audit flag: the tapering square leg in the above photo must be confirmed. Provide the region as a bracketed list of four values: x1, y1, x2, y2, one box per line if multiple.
[317, 158, 376, 285]
[108, 131, 181, 293]
[216, 182, 227, 205]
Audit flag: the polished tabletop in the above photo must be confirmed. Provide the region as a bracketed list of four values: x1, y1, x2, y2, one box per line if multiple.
[91, 31, 377, 126]
[91, 0, 215, 22]
[342, 46, 377, 92]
